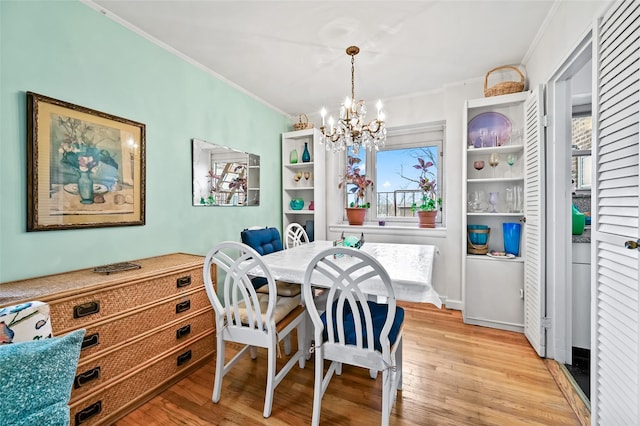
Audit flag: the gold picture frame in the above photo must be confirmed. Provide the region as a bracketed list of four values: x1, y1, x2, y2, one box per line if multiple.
[27, 92, 146, 231]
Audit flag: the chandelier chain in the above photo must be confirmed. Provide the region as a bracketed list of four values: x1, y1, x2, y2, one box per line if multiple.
[351, 53, 356, 101]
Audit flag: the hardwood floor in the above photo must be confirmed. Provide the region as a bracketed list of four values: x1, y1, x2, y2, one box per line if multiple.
[115, 304, 580, 425]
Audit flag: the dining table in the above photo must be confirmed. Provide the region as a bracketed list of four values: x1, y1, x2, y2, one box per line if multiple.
[254, 240, 442, 308]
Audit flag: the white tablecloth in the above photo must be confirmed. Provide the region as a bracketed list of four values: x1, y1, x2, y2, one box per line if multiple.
[255, 241, 442, 308]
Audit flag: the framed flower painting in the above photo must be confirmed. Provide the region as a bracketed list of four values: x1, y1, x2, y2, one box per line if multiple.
[26, 92, 146, 231]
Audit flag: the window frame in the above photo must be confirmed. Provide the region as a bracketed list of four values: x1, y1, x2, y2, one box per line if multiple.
[571, 106, 592, 192]
[342, 122, 445, 226]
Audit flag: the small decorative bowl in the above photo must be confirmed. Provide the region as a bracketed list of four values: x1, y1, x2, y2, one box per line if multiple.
[289, 198, 304, 210]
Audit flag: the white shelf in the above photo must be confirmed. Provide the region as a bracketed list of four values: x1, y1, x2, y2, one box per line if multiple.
[285, 162, 315, 169]
[285, 210, 315, 215]
[284, 186, 314, 191]
[467, 145, 523, 155]
[467, 177, 523, 183]
[467, 254, 524, 263]
[467, 212, 523, 216]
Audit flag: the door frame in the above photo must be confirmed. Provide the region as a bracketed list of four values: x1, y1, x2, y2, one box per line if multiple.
[545, 30, 592, 363]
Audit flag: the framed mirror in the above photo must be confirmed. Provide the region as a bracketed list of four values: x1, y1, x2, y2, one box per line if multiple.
[192, 138, 260, 206]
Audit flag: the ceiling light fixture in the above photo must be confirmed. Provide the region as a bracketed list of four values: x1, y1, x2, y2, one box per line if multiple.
[320, 46, 386, 153]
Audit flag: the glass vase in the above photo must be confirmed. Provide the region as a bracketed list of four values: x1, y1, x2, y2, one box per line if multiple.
[290, 149, 298, 164]
[302, 142, 311, 162]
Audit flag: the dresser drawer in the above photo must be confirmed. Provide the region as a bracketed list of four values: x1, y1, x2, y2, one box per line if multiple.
[50, 267, 204, 332]
[70, 332, 214, 426]
[70, 307, 214, 401]
[74, 288, 211, 359]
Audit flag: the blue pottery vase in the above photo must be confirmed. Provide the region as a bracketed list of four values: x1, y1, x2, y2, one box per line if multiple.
[302, 142, 311, 162]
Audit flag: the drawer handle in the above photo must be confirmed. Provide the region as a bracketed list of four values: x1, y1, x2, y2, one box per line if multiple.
[74, 367, 101, 389]
[177, 276, 192, 288]
[175, 300, 191, 313]
[81, 333, 100, 351]
[176, 324, 191, 339]
[75, 400, 102, 425]
[177, 349, 192, 366]
[73, 301, 100, 319]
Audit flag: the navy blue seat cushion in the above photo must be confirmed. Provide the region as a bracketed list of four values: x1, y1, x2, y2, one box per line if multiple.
[241, 227, 283, 256]
[320, 300, 404, 351]
[250, 276, 268, 290]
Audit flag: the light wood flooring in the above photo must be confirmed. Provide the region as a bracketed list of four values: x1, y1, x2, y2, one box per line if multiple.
[115, 304, 580, 425]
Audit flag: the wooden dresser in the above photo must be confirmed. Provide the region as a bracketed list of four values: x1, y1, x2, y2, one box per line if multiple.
[0, 253, 215, 426]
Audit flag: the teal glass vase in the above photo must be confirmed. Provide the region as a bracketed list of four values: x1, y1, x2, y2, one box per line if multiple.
[302, 142, 311, 162]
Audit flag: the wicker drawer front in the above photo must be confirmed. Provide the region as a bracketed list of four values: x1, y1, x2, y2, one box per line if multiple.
[50, 267, 204, 332]
[70, 333, 214, 426]
[76, 289, 211, 359]
[70, 308, 214, 401]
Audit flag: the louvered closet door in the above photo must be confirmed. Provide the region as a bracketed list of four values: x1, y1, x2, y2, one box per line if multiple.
[593, 0, 640, 423]
[523, 86, 545, 357]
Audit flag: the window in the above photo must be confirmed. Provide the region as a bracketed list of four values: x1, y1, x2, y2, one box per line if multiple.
[343, 123, 445, 225]
[571, 111, 592, 191]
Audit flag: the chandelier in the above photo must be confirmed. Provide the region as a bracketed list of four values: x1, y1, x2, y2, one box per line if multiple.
[320, 46, 386, 153]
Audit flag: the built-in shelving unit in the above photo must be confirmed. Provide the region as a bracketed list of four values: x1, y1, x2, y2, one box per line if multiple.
[281, 129, 326, 241]
[462, 91, 530, 332]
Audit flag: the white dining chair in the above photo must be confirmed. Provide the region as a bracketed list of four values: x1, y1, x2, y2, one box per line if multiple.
[203, 241, 307, 418]
[284, 223, 310, 249]
[302, 246, 404, 426]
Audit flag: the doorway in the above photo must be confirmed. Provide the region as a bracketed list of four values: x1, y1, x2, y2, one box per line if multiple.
[545, 33, 592, 402]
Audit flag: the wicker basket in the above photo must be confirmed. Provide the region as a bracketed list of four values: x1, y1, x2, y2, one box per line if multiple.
[293, 113, 314, 131]
[484, 65, 525, 97]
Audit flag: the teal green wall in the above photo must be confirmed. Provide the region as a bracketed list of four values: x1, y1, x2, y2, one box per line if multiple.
[0, 1, 289, 282]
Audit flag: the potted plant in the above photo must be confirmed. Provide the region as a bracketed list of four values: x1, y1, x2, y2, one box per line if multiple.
[338, 155, 373, 225]
[409, 157, 442, 228]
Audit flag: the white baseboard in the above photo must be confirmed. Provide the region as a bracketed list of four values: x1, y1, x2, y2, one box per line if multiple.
[443, 299, 463, 311]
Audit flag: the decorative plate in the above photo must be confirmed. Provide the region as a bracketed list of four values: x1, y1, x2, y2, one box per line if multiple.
[64, 183, 109, 195]
[486, 251, 516, 259]
[468, 112, 512, 148]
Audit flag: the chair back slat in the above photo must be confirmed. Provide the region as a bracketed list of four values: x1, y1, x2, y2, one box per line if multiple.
[303, 247, 397, 355]
[285, 223, 310, 249]
[204, 241, 278, 333]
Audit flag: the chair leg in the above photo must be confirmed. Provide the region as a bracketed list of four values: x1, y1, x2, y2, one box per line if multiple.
[297, 320, 306, 368]
[263, 342, 277, 418]
[311, 348, 324, 426]
[397, 336, 403, 391]
[381, 366, 391, 426]
[212, 337, 225, 403]
[369, 368, 377, 379]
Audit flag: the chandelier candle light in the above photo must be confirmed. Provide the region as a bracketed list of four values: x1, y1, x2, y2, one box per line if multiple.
[320, 46, 386, 153]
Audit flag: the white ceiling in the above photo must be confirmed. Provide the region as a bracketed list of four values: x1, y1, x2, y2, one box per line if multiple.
[88, 0, 556, 117]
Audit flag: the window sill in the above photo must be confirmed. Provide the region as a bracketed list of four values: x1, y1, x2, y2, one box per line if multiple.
[329, 222, 447, 238]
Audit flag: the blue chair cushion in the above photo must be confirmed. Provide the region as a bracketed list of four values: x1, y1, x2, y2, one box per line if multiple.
[320, 300, 404, 351]
[241, 227, 283, 255]
[0, 329, 85, 426]
[251, 276, 268, 290]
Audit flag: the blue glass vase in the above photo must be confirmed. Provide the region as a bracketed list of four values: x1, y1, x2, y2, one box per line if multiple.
[503, 222, 521, 256]
[302, 142, 311, 162]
